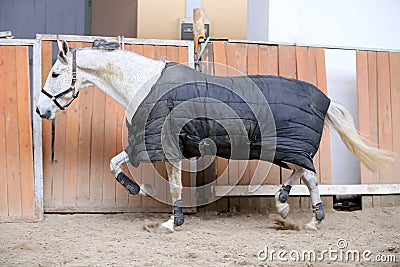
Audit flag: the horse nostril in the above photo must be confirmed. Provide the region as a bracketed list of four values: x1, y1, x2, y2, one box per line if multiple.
[45, 110, 52, 119]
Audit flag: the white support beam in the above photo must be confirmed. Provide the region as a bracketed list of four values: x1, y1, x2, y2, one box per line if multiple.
[32, 38, 44, 220]
[36, 34, 193, 47]
[214, 184, 400, 197]
[0, 38, 35, 46]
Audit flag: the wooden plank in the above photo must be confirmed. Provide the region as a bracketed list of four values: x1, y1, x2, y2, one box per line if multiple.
[156, 45, 167, 61]
[62, 42, 82, 207]
[214, 184, 400, 197]
[76, 84, 94, 207]
[315, 47, 332, 186]
[15, 46, 35, 216]
[357, 51, 372, 183]
[75, 42, 95, 206]
[389, 52, 400, 183]
[166, 45, 179, 63]
[259, 45, 278, 75]
[0, 47, 9, 216]
[53, 116, 68, 206]
[368, 52, 380, 186]
[213, 42, 228, 76]
[115, 42, 129, 207]
[102, 94, 118, 207]
[366, 51, 381, 205]
[278, 45, 297, 78]
[115, 102, 129, 207]
[376, 52, 394, 182]
[367, 52, 379, 148]
[89, 90, 106, 205]
[41, 40, 54, 207]
[178, 46, 188, 64]
[4, 46, 23, 217]
[247, 44, 258, 75]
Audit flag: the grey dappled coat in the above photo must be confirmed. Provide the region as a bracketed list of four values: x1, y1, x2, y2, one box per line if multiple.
[125, 63, 330, 173]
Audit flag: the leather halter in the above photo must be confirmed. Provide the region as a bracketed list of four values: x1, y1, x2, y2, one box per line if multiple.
[41, 50, 79, 111]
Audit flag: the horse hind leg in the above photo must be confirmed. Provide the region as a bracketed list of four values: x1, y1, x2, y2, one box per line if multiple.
[301, 168, 324, 231]
[110, 151, 155, 196]
[158, 161, 184, 233]
[275, 164, 303, 218]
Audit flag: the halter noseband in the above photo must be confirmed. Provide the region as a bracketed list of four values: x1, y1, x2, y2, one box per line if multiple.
[41, 49, 79, 111]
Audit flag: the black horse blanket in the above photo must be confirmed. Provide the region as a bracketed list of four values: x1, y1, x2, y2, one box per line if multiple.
[125, 63, 330, 172]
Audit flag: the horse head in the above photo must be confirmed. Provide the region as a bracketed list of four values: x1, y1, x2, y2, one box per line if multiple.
[36, 40, 80, 119]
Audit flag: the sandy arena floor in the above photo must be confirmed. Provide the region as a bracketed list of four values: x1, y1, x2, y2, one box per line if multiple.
[1, 207, 399, 266]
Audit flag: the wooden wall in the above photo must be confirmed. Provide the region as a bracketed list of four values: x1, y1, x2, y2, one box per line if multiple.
[41, 41, 194, 213]
[0, 45, 38, 222]
[357, 50, 400, 207]
[199, 41, 332, 212]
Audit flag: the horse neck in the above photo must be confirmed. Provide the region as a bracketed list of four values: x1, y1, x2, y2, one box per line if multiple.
[77, 49, 165, 110]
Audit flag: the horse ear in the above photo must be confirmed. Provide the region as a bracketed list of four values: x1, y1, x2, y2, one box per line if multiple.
[57, 40, 69, 62]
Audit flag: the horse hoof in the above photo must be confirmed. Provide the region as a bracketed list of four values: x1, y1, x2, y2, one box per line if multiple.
[276, 202, 290, 219]
[155, 216, 174, 234]
[155, 225, 174, 234]
[304, 223, 318, 231]
[139, 183, 156, 197]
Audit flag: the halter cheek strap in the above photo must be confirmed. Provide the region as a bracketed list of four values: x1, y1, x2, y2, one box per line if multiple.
[41, 49, 79, 111]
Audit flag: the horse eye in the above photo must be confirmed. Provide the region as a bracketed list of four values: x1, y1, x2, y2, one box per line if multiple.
[52, 72, 60, 78]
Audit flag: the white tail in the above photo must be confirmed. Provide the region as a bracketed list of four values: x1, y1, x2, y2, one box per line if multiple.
[325, 102, 396, 172]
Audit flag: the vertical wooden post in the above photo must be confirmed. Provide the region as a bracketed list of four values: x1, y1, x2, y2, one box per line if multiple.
[193, 8, 205, 54]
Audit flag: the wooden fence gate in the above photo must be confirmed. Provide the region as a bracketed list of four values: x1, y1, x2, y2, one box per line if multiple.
[357, 50, 400, 207]
[0, 39, 42, 222]
[39, 35, 196, 213]
[1, 36, 399, 222]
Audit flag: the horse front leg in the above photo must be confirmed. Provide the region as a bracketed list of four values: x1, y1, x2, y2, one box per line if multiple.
[158, 161, 183, 233]
[275, 164, 303, 218]
[301, 169, 324, 231]
[110, 151, 155, 196]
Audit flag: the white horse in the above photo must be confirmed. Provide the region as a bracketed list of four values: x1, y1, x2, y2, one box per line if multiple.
[36, 40, 394, 232]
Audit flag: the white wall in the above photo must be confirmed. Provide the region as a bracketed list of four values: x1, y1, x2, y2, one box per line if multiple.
[247, 0, 269, 42]
[325, 49, 360, 184]
[247, 0, 400, 184]
[267, 0, 400, 51]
